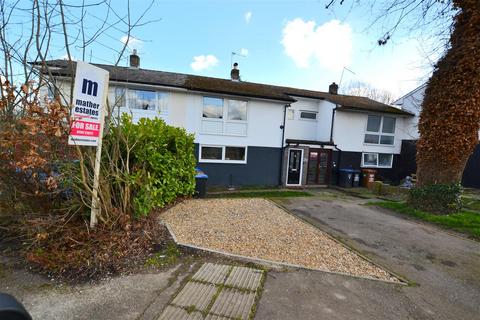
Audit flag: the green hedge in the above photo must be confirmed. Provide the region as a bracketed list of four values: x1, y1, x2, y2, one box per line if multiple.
[408, 183, 463, 215]
[105, 115, 196, 217]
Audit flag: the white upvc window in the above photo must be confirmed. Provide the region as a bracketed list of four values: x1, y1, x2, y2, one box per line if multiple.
[364, 115, 396, 145]
[299, 110, 317, 120]
[112, 87, 168, 115]
[362, 153, 393, 168]
[201, 96, 248, 136]
[203, 97, 224, 119]
[287, 109, 295, 120]
[199, 145, 248, 164]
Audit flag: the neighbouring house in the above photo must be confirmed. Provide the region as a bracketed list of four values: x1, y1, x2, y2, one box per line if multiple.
[394, 84, 480, 188]
[35, 53, 416, 188]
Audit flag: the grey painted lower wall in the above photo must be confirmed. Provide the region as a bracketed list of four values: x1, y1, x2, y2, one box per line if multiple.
[333, 150, 411, 185]
[194, 144, 282, 187]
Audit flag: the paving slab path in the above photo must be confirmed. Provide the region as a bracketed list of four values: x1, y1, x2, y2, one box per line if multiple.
[255, 195, 480, 320]
[159, 263, 264, 320]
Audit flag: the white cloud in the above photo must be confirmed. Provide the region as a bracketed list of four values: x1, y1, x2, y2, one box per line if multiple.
[244, 11, 252, 24]
[281, 18, 352, 71]
[120, 35, 143, 50]
[190, 54, 219, 71]
[240, 48, 249, 56]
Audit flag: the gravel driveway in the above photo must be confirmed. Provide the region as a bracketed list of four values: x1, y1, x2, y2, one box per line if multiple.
[161, 198, 397, 282]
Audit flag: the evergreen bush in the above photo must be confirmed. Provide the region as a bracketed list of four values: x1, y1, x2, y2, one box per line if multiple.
[408, 183, 463, 214]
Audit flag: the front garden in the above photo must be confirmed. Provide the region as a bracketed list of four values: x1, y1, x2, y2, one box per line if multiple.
[0, 82, 197, 281]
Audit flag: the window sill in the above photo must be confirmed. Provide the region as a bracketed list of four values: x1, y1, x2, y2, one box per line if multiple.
[202, 118, 224, 121]
[363, 143, 395, 147]
[199, 160, 247, 164]
[199, 131, 247, 137]
[361, 165, 393, 169]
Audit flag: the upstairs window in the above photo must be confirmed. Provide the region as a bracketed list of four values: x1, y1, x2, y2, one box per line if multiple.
[129, 89, 156, 110]
[112, 87, 168, 115]
[203, 97, 223, 119]
[300, 111, 317, 120]
[114, 87, 126, 108]
[227, 100, 247, 121]
[364, 115, 396, 145]
[201, 96, 248, 136]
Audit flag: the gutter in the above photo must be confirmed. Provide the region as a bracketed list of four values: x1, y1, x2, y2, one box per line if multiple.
[278, 104, 290, 185]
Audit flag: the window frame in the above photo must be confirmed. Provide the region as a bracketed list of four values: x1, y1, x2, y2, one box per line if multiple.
[113, 86, 169, 115]
[128, 89, 157, 111]
[202, 96, 224, 120]
[361, 152, 394, 168]
[364, 115, 396, 146]
[299, 110, 318, 121]
[199, 145, 248, 164]
[287, 109, 295, 120]
[226, 99, 247, 121]
[201, 96, 249, 137]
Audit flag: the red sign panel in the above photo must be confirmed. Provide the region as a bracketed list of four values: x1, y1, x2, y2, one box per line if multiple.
[70, 119, 100, 137]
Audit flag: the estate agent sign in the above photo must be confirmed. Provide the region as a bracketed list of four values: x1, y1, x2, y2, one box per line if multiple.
[68, 61, 109, 146]
[69, 61, 109, 228]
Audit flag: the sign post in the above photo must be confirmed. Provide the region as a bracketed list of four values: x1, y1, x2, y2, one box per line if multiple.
[68, 61, 109, 228]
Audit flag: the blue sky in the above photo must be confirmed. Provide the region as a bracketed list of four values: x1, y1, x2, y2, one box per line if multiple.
[11, 0, 440, 99]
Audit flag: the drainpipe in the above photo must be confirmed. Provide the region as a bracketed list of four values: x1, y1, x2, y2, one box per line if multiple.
[330, 105, 338, 143]
[333, 144, 342, 186]
[329, 106, 340, 186]
[278, 104, 290, 185]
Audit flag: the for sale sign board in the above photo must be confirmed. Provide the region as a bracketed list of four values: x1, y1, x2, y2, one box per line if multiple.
[68, 61, 109, 146]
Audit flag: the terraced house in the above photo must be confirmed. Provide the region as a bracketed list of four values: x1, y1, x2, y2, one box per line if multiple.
[37, 53, 416, 187]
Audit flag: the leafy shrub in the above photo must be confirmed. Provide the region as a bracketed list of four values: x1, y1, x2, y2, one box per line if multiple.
[408, 183, 463, 214]
[101, 115, 196, 217]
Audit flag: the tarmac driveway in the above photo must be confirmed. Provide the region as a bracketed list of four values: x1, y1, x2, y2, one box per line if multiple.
[255, 195, 480, 320]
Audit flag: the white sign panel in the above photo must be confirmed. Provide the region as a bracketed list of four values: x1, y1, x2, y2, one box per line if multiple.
[68, 61, 109, 146]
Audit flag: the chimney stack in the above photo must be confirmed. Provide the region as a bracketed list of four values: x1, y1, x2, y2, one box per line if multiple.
[230, 62, 240, 81]
[329, 82, 338, 95]
[130, 49, 140, 68]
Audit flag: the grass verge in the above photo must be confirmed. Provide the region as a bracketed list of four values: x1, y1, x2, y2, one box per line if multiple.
[368, 201, 480, 240]
[208, 190, 312, 199]
[462, 196, 480, 212]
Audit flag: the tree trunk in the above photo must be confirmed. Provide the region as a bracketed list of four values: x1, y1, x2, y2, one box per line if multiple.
[417, 0, 480, 186]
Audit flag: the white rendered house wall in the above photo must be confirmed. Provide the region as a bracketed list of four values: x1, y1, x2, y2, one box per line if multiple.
[284, 97, 335, 142]
[184, 92, 286, 148]
[332, 111, 404, 154]
[393, 85, 425, 140]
